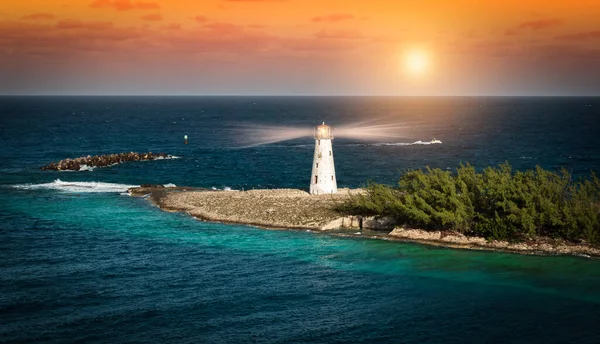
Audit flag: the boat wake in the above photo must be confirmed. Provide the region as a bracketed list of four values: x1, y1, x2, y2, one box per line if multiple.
[258, 139, 442, 149]
[372, 139, 442, 146]
[12, 179, 139, 193]
[344, 140, 443, 147]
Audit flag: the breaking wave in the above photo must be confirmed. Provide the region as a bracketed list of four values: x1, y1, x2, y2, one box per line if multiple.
[211, 186, 236, 191]
[12, 179, 138, 193]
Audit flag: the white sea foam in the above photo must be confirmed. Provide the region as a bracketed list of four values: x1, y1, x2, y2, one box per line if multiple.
[382, 141, 428, 146]
[78, 164, 95, 172]
[12, 179, 138, 193]
[163, 183, 177, 187]
[345, 140, 442, 147]
[210, 186, 236, 191]
[155, 155, 180, 160]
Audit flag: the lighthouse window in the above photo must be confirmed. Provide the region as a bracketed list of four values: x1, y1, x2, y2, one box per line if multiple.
[314, 176, 318, 183]
[329, 151, 332, 156]
[331, 176, 334, 180]
[316, 163, 319, 168]
[317, 140, 320, 146]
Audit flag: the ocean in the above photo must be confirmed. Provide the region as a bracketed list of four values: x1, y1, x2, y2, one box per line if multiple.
[1, 96, 600, 343]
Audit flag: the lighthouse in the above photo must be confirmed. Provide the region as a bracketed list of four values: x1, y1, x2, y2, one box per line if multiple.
[310, 122, 338, 195]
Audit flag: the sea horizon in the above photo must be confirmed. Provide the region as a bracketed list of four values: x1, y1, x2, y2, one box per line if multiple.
[2, 94, 599, 98]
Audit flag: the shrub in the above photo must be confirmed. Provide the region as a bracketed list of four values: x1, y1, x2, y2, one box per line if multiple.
[335, 163, 600, 245]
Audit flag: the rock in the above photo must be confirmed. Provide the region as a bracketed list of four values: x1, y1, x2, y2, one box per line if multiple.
[342, 216, 355, 228]
[40, 152, 172, 171]
[321, 218, 345, 230]
[362, 216, 397, 230]
[140, 184, 165, 188]
[389, 227, 442, 240]
[339, 215, 363, 229]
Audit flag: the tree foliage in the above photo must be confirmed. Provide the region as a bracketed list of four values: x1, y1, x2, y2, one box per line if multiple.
[335, 163, 600, 245]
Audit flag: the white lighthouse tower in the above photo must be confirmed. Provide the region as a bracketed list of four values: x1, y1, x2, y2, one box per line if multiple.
[310, 122, 338, 195]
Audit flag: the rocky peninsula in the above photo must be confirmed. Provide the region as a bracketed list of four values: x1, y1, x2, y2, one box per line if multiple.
[128, 186, 600, 258]
[129, 186, 364, 230]
[41, 152, 174, 171]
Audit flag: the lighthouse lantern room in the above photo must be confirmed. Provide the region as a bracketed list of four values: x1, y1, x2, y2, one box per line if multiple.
[310, 122, 338, 195]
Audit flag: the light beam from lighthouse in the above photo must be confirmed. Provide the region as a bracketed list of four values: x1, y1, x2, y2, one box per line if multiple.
[310, 122, 337, 195]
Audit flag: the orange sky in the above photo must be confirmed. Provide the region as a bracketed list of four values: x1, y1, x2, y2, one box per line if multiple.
[2, 0, 600, 95]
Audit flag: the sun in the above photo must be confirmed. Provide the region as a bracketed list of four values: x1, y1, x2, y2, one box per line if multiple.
[402, 49, 431, 76]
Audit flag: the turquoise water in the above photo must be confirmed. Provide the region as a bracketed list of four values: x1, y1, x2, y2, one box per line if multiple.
[1, 97, 600, 342]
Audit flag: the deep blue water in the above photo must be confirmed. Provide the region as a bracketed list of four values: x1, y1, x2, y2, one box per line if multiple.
[1, 96, 600, 343]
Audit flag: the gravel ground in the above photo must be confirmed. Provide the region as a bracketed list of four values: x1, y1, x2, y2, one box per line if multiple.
[130, 187, 360, 230]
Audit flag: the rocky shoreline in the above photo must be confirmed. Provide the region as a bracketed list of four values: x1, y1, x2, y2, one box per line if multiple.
[41, 152, 174, 171]
[128, 186, 600, 258]
[129, 186, 361, 230]
[386, 228, 600, 258]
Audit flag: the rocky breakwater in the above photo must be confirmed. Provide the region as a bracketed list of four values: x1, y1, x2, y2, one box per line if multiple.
[41, 152, 173, 171]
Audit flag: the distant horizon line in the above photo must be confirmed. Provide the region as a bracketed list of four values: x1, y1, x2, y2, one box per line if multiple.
[1, 94, 599, 97]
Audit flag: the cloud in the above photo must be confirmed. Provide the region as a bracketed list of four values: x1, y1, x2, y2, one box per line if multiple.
[22, 13, 56, 20]
[163, 23, 181, 31]
[142, 13, 162, 21]
[194, 16, 208, 23]
[0, 20, 144, 61]
[202, 22, 245, 33]
[314, 29, 363, 39]
[446, 38, 521, 57]
[166, 21, 359, 55]
[504, 18, 562, 36]
[0, 13, 371, 67]
[281, 38, 356, 51]
[159, 21, 276, 54]
[312, 13, 355, 23]
[0, 21, 48, 40]
[517, 18, 562, 31]
[0, 19, 273, 59]
[555, 30, 600, 40]
[445, 34, 600, 62]
[535, 44, 600, 59]
[89, 0, 160, 11]
[56, 19, 113, 30]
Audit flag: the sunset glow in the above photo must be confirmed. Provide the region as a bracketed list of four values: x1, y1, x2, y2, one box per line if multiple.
[1, 1, 599, 95]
